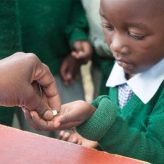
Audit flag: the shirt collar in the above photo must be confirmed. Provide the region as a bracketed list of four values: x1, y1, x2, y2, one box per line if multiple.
[106, 59, 164, 104]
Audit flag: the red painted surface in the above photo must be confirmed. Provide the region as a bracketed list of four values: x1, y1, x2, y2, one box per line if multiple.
[0, 125, 149, 164]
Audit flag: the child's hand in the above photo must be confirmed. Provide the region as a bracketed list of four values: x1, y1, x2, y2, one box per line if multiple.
[58, 130, 98, 148]
[71, 41, 93, 64]
[60, 55, 81, 85]
[56, 100, 95, 129]
[58, 130, 82, 145]
[0, 52, 61, 121]
[25, 100, 95, 130]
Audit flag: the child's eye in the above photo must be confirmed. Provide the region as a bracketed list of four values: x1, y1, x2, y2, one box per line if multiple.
[128, 32, 145, 40]
[102, 24, 114, 31]
[107, 25, 114, 31]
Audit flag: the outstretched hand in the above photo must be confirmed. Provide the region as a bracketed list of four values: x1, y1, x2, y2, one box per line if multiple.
[0, 52, 61, 120]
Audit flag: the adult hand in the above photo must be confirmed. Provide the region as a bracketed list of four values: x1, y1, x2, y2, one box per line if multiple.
[0, 52, 61, 120]
[71, 41, 93, 64]
[60, 55, 81, 85]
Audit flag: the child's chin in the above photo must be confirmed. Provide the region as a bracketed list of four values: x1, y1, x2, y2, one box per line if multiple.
[123, 68, 137, 78]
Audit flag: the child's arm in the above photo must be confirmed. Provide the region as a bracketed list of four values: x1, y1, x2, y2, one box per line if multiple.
[76, 92, 164, 163]
[24, 80, 164, 163]
[65, 0, 93, 64]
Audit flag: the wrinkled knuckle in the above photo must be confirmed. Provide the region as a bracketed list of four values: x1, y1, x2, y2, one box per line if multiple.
[43, 63, 50, 72]
[26, 53, 39, 62]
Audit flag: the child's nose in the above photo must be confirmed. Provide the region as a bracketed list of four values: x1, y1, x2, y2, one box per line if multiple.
[110, 33, 128, 55]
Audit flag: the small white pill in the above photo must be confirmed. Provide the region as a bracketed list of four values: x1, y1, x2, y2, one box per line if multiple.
[52, 109, 58, 116]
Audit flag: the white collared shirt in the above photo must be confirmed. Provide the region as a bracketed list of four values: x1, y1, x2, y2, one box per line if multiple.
[106, 59, 164, 104]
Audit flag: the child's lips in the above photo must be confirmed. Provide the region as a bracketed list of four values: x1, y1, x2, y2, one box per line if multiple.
[117, 60, 134, 70]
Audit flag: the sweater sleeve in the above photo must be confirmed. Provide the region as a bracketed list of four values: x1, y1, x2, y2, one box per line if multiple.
[65, 0, 89, 47]
[77, 89, 164, 163]
[76, 95, 119, 140]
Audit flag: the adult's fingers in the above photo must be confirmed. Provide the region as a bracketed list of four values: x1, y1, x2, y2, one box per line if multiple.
[23, 84, 54, 121]
[35, 64, 61, 111]
[28, 62, 61, 120]
[30, 111, 60, 131]
[22, 108, 39, 130]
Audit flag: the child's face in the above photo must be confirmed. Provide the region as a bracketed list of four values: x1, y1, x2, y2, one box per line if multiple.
[100, 0, 164, 76]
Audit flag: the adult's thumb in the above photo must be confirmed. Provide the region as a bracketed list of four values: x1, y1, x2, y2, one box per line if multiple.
[24, 84, 54, 121]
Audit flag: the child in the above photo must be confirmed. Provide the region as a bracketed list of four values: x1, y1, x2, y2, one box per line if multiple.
[28, 0, 164, 163]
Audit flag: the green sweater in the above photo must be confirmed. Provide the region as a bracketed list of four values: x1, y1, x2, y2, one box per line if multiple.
[18, 0, 89, 75]
[0, 0, 22, 59]
[0, 0, 88, 70]
[77, 81, 164, 164]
